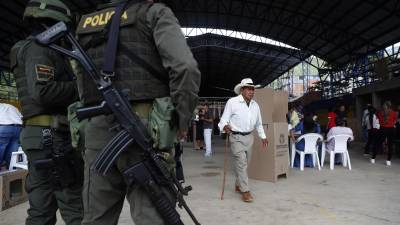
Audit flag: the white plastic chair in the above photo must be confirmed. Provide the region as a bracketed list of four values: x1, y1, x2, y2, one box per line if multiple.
[291, 133, 323, 171]
[321, 134, 353, 170]
[9, 146, 28, 170]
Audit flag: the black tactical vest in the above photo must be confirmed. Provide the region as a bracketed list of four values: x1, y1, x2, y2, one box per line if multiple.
[76, 2, 170, 106]
[10, 38, 74, 119]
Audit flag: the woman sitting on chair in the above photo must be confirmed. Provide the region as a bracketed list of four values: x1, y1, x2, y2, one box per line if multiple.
[292, 113, 321, 168]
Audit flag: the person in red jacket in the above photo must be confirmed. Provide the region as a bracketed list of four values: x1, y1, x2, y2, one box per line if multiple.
[327, 107, 337, 131]
[376, 101, 397, 166]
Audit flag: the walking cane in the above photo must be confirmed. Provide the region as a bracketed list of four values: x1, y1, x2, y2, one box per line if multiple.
[220, 134, 229, 200]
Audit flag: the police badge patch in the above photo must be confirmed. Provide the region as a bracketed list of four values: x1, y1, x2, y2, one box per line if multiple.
[76, 6, 136, 35]
[35, 64, 55, 81]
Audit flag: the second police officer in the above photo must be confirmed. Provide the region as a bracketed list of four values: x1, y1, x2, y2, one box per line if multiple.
[10, 0, 84, 225]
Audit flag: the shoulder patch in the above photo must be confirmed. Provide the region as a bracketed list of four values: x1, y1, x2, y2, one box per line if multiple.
[35, 64, 54, 82]
[76, 6, 136, 35]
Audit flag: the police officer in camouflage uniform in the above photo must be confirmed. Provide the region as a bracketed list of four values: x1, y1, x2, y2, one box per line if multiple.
[75, 0, 201, 224]
[10, 0, 83, 224]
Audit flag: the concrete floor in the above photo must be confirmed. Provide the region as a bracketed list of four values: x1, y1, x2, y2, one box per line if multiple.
[1, 138, 399, 225]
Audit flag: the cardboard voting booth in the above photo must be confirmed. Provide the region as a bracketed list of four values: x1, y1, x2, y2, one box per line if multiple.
[248, 88, 289, 182]
[248, 123, 289, 182]
[253, 88, 274, 123]
[272, 90, 289, 123]
[253, 88, 288, 123]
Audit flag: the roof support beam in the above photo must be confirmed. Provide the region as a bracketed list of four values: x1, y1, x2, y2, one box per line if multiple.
[313, 0, 387, 64]
[241, 0, 276, 74]
[327, 2, 398, 63]
[255, 0, 319, 82]
[222, 0, 247, 81]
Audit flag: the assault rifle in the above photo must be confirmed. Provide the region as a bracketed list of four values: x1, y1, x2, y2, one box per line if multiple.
[35, 21, 200, 225]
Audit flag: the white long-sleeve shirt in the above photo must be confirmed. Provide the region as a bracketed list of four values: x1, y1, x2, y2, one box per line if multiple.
[362, 114, 380, 130]
[218, 95, 266, 139]
[0, 103, 23, 125]
[326, 126, 353, 151]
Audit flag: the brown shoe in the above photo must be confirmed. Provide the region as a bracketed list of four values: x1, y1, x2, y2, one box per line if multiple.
[241, 192, 254, 202]
[235, 186, 241, 193]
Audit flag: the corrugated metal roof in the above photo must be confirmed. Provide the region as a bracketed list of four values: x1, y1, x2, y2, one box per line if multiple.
[1, 0, 399, 96]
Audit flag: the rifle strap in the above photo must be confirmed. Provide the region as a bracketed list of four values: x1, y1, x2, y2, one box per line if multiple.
[101, 1, 168, 84]
[102, 1, 128, 77]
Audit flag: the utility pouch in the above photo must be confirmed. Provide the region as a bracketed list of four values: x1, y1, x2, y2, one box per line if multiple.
[68, 102, 87, 150]
[148, 97, 178, 150]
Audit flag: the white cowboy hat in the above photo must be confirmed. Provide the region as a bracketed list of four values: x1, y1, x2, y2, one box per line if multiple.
[233, 78, 260, 95]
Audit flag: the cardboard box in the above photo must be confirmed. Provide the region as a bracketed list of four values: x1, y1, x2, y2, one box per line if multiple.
[248, 123, 289, 182]
[0, 169, 28, 211]
[254, 88, 274, 123]
[272, 90, 289, 123]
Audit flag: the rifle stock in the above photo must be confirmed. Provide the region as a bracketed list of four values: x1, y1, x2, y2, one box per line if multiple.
[76, 101, 111, 121]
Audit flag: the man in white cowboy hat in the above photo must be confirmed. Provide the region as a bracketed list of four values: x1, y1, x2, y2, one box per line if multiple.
[218, 78, 268, 202]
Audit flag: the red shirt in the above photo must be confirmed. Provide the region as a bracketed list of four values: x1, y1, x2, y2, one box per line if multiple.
[327, 112, 336, 129]
[377, 110, 397, 128]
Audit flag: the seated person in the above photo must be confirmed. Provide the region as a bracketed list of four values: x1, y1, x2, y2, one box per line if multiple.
[313, 114, 321, 134]
[292, 114, 321, 168]
[326, 119, 353, 163]
[288, 105, 300, 129]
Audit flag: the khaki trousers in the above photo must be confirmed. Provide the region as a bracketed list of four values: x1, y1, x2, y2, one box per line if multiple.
[229, 133, 254, 192]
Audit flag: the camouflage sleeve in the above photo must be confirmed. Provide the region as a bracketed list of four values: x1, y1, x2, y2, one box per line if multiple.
[147, 3, 201, 131]
[24, 44, 78, 108]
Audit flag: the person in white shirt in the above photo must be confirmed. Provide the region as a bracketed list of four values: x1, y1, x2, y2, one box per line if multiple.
[363, 106, 380, 157]
[361, 104, 372, 141]
[0, 103, 23, 169]
[218, 78, 268, 203]
[362, 107, 382, 164]
[201, 104, 214, 157]
[326, 119, 354, 154]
